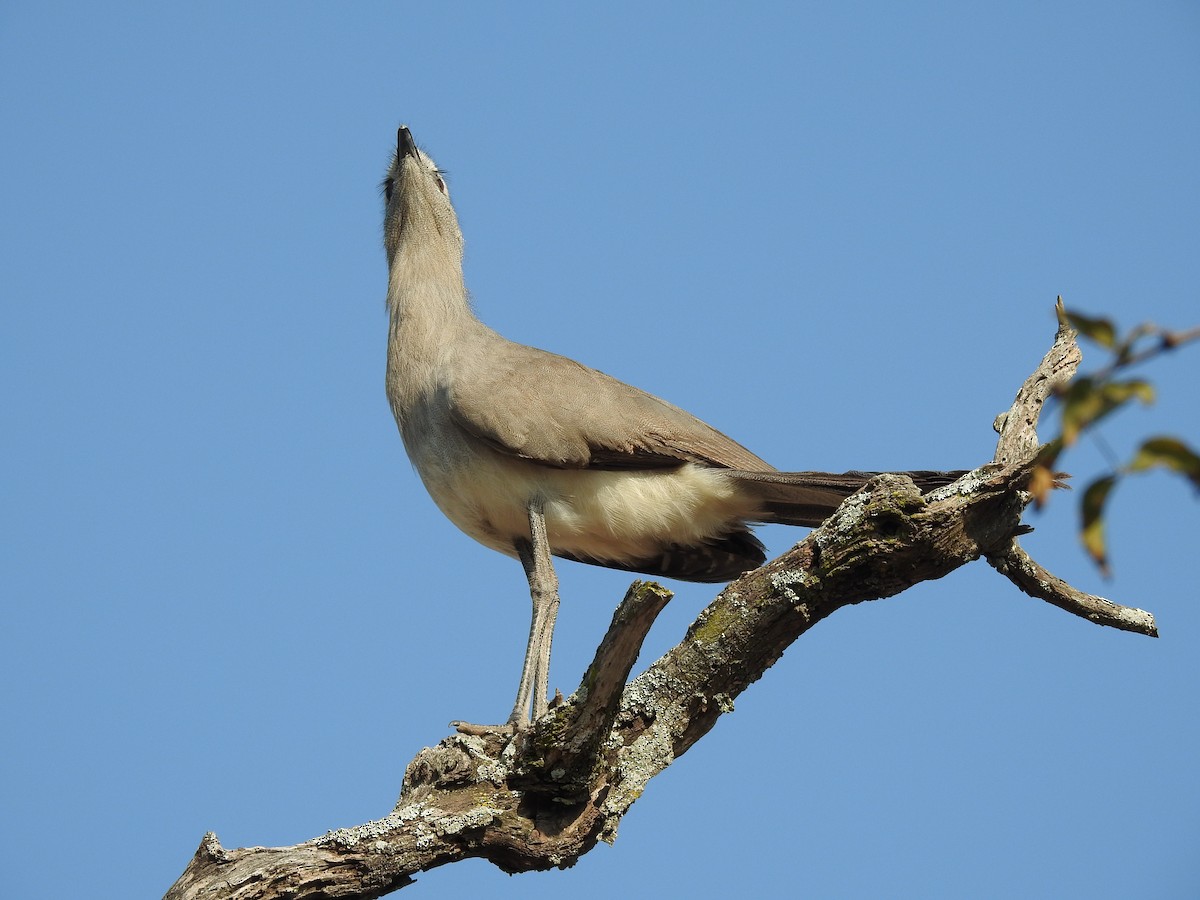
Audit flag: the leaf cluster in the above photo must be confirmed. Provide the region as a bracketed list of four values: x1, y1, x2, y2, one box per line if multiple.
[1033, 301, 1199, 574]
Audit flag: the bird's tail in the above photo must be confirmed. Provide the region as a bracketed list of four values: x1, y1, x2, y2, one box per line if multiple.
[729, 469, 966, 527]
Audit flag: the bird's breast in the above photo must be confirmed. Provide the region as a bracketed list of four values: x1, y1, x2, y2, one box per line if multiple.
[405, 426, 760, 567]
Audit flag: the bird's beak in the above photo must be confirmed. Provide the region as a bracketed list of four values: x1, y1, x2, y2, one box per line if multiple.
[398, 126, 418, 160]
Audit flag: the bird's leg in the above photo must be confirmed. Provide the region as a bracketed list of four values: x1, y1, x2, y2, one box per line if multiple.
[508, 497, 560, 728]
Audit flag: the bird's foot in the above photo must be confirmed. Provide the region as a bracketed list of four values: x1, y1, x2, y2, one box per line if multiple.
[450, 689, 565, 736]
[451, 696, 568, 734]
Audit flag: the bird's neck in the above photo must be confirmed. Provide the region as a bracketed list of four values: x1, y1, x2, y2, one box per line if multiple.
[385, 239, 476, 416]
[386, 233, 470, 320]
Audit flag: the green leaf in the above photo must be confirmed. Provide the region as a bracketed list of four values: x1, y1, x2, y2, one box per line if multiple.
[1059, 377, 1095, 446]
[1065, 310, 1117, 349]
[1060, 377, 1155, 445]
[1128, 436, 1200, 489]
[1081, 475, 1117, 576]
[1102, 378, 1155, 406]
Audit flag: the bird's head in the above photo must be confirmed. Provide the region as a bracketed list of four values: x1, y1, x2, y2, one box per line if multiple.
[381, 126, 463, 268]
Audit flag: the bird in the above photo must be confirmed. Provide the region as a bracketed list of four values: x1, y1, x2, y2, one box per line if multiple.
[381, 125, 962, 730]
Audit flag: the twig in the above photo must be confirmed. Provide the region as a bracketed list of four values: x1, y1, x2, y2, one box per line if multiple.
[993, 297, 1082, 467]
[987, 543, 1157, 637]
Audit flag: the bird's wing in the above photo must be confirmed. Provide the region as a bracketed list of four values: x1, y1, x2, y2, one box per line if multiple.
[446, 339, 773, 471]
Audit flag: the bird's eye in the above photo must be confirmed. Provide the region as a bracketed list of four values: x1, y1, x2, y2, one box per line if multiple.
[382, 176, 395, 203]
[433, 169, 447, 194]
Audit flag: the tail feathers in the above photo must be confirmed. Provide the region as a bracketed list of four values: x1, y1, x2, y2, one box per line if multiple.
[729, 469, 966, 527]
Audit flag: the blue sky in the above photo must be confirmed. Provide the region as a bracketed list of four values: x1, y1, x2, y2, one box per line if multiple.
[2, 3, 1197, 898]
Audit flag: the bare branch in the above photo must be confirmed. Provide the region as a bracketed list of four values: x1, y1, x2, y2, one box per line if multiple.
[993, 297, 1082, 467]
[987, 542, 1157, 637]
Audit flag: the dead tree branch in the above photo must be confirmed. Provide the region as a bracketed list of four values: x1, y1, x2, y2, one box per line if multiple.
[165, 306, 1156, 899]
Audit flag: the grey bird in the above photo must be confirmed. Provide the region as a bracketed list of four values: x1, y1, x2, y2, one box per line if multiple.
[382, 126, 960, 729]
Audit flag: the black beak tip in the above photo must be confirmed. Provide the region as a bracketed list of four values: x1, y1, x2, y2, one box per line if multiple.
[398, 125, 418, 159]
